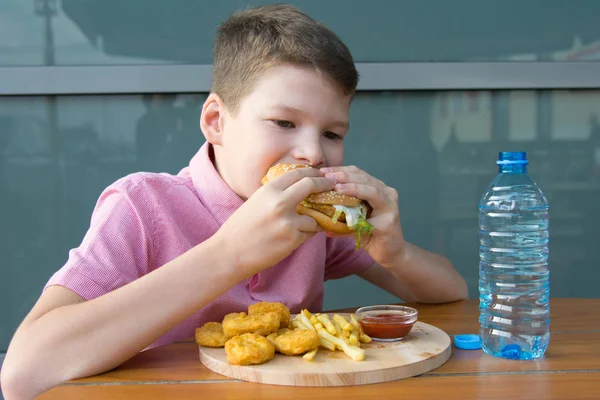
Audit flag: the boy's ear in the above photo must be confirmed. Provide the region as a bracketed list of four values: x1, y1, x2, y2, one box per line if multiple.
[200, 93, 227, 146]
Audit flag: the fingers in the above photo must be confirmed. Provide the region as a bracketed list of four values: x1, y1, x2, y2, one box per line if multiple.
[320, 165, 360, 174]
[283, 175, 337, 205]
[295, 214, 324, 233]
[320, 166, 376, 182]
[323, 171, 383, 187]
[321, 166, 386, 191]
[296, 231, 320, 244]
[266, 166, 323, 191]
[293, 215, 324, 246]
[335, 182, 393, 210]
[320, 166, 397, 211]
[265, 166, 336, 204]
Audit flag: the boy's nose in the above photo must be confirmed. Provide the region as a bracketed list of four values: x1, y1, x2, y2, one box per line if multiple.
[292, 136, 325, 168]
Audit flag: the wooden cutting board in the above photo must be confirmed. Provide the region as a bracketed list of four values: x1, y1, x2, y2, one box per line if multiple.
[198, 315, 452, 387]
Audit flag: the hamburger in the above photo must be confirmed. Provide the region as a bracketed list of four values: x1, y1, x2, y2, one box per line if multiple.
[262, 164, 374, 248]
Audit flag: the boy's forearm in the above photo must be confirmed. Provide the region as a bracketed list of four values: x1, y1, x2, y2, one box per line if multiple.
[389, 242, 468, 303]
[3, 235, 244, 399]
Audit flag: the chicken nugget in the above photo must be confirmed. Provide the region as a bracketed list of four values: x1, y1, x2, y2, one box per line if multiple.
[195, 322, 228, 347]
[222, 311, 281, 338]
[248, 301, 291, 328]
[266, 328, 291, 346]
[266, 332, 277, 346]
[272, 329, 320, 356]
[225, 333, 275, 365]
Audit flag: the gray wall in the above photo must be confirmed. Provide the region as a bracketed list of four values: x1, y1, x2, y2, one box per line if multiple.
[2, 0, 600, 358]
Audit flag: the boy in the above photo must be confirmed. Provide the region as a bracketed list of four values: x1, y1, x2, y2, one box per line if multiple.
[1, 5, 467, 399]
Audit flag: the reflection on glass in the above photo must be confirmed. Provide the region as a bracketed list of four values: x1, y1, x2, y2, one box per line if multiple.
[2, 90, 600, 352]
[2, 0, 600, 65]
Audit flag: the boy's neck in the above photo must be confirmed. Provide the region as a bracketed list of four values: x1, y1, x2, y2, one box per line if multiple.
[208, 144, 223, 179]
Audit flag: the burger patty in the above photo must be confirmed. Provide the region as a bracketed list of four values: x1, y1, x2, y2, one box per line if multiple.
[301, 202, 346, 222]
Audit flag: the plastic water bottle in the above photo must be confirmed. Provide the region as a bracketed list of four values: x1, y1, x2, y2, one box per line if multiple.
[478, 151, 550, 360]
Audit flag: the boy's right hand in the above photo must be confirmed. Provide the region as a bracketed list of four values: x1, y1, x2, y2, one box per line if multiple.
[215, 167, 336, 276]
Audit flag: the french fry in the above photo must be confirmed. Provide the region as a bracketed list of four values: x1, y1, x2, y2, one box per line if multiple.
[316, 314, 337, 335]
[359, 332, 372, 343]
[349, 314, 361, 331]
[301, 314, 336, 351]
[299, 310, 316, 332]
[331, 320, 350, 348]
[318, 336, 337, 351]
[334, 314, 353, 333]
[316, 329, 365, 361]
[303, 347, 318, 361]
[294, 318, 311, 330]
[349, 330, 360, 346]
[331, 319, 345, 337]
[291, 311, 367, 360]
[350, 314, 372, 343]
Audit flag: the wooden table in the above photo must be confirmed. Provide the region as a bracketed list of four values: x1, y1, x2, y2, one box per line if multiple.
[39, 298, 600, 399]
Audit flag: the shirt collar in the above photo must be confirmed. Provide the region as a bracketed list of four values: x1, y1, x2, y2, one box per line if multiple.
[189, 142, 245, 225]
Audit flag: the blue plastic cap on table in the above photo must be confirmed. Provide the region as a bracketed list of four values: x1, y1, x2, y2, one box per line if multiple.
[454, 334, 482, 350]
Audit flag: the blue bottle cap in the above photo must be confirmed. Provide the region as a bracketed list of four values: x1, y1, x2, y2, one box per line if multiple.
[454, 334, 482, 350]
[497, 151, 528, 166]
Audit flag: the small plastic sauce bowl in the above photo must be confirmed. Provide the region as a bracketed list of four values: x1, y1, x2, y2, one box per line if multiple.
[355, 305, 418, 342]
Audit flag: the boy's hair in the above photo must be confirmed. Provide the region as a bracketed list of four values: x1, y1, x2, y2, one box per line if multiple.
[212, 4, 359, 114]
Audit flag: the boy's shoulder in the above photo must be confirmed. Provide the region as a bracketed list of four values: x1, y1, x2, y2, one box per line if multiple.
[101, 169, 196, 204]
[112, 170, 191, 190]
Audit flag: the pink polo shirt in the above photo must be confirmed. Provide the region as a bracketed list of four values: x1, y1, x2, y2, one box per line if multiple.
[45, 142, 374, 349]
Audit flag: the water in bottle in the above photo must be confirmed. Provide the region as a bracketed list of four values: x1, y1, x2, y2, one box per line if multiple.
[478, 151, 550, 360]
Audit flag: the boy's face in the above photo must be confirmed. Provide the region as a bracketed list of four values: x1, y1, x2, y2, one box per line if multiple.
[203, 63, 352, 200]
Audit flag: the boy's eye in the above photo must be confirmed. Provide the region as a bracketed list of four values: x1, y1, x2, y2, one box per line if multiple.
[323, 131, 343, 141]
[273, 120, 294, 129]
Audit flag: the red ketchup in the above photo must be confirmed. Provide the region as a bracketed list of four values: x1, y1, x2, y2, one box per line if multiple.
[358, 312, 416, 340]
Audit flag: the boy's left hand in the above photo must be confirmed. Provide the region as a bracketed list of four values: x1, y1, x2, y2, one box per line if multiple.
[321, 166, 406, 268]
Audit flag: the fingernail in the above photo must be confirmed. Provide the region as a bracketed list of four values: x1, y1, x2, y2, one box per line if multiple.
[335, 183, 346, 192]
[325, 173, 337, 184]
[320, 167, 332, 173]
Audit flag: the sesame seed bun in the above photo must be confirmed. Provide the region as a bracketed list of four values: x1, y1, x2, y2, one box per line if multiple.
[305, 191, 362, 207]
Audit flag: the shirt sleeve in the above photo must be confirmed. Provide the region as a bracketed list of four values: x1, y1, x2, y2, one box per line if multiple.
[44, 177, 155, 300]
[323, 236, 374, 281]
